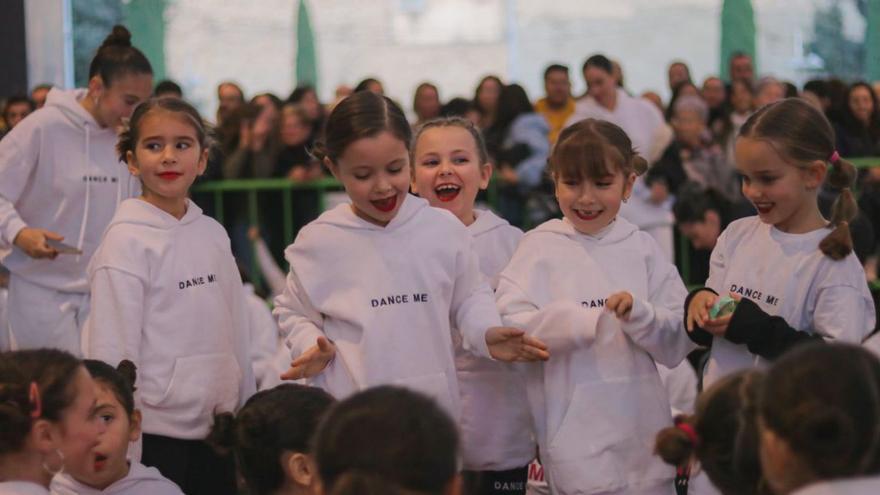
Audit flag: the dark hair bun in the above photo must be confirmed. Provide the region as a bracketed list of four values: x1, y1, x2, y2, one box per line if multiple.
[631, 155, 648, 176]
[655, 419, 696, 466]
[116, 360, 137, 392]
[206, 412, 237, 455]
[101, 25, 133, 48]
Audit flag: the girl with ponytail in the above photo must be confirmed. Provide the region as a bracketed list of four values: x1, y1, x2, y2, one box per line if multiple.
[685, 98, 875, 388]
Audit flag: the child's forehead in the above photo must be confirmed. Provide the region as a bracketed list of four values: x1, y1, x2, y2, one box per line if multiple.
[138, 109, 199, 135]
[416, 126, 478, 150]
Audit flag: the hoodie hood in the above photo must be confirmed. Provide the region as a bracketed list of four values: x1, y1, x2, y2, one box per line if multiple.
[105, 198, 202, 232]
[51, 462, 183, 495]
[531, 216, 638, 245]
[311, 194, 427, 232]
[470, 208, 513, 237]
[45, 88, 111, 134]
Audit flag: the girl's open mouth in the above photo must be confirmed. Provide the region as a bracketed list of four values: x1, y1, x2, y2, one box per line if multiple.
[94, 453, 108, 471]
[435, 184, 461, 202]
[575, 209, 602, 221]
[158, 172, 183, 181]
[371, 195, 398, 212]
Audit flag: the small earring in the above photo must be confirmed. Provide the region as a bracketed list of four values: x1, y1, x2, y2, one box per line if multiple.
[623, 197, 629, 203]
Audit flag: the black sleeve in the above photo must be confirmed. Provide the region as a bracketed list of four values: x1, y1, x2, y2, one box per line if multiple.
[724, 298, 824, 359]
[683, 287, 715, 347]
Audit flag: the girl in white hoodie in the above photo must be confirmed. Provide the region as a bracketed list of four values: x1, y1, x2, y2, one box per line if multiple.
[84, 98, 254, 495]
[273, 91, 549, 420]
[0, 26, 152, 353]
[496, 118, 695, 495]
[411, 117, 534, 494]
[758, 344, 880, 495]
[51, 360, 183, 495]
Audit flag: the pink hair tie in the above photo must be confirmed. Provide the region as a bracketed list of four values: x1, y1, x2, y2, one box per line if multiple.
[28, 381, 42, 419]
[676, 422, 699, 447]
[829, 150, 841, 164]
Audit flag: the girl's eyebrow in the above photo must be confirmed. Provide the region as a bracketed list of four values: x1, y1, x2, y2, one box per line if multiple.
[141, 135, 196, 141]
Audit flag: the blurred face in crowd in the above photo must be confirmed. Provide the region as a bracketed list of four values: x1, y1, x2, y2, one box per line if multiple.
[476, 78, 501, 114]
[731, 80, 754, 114]
[676, 83, 700, 99]
[701, 77, 727, 109]
[849, 85, 875, 126]
[641, 91, 663, 113]
[873, 82, 880, 102]
[672, 108, 706, 149]
[679, 210, 721, 250]
[544, 69, 572, 107]
[414, 85, 441, 122]
[217, 83, 244, 122]
[668, 63, 690, 91]
[298, 89, 322, 121]
[281, 109, 311, 147]
[730, 55, 754, 83]
[755, 80, 784, 108]
[585, 66, 616, 106]
[4, 101, 33, 129]
[32, 86, 51, 109]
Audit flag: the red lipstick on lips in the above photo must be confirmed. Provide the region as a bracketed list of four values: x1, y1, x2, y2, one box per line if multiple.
[158, 172, 183, 181]
[575, 210, 601, 221]
[371, 195, 398, 212]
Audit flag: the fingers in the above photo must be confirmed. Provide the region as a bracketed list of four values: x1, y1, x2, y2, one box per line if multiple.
[42, 230, 64, 241]
[316, 336, 333, 353]
[518, 345, 550, 362]
[522, 335, 548, 352]
[280, 365, 304, 381]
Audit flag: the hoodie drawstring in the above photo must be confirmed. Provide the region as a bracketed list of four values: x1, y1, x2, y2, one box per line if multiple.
[75, 125, 91, 261]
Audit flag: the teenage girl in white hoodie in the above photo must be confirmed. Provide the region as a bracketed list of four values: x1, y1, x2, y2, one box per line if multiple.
[496, 119, 695, 495]
[273, 91, 549, 420]
[684, 99, 875, 388]
[0, 26, 152, 353]
[411, 117, 534, 494]
[84, 98, 254, 495]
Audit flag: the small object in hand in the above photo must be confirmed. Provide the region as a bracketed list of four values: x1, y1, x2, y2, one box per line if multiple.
[46, 238, 82, 255]
[709, 295, 738, 319]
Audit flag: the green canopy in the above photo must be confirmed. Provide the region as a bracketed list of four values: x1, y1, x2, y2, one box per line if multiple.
[122, 0, 167, 81]
[295, 0, 318, 88]
[867, 0, 880, 81]
[720, 0, 756, 81]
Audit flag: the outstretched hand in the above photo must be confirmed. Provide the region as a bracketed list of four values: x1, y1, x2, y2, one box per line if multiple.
[486, 327, 550, 362]
[281, 337, 336, 380]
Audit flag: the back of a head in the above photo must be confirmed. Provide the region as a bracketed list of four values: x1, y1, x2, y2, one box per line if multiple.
[760, 343, 880, 479]
[315, 91, 411, 164]
[655, 371, 765, 495]
[0, 349, 81, 455]
[314, 386, 459, 495]
[673, 184, 731, 225]
[89, 25, 153, 87]
[208, 384, 335, 495]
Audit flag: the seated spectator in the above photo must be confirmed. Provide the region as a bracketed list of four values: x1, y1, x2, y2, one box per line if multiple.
[217, 81, 245, 126]
[474, 75, 503, 131]
[1, 95, 34, 138]
[665, 81, 700, 121]
[288, 85, 325, 146]
[803, 79, 831, 114]
[276, 104, 321, 181]
[30, 83, 52, 109]
[668, 60, 692, 93]
[835, 81, 880, 158]
[535, 64, 575, 145]
[440, 97, 480, 125]
[728, 52, 755, 84]
[412, 82, 441, 127]
[754, 77, 785, 108]
[354, 77, 384, 95]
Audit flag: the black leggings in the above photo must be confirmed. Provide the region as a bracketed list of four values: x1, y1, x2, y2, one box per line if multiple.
[141, 433, 237, 495]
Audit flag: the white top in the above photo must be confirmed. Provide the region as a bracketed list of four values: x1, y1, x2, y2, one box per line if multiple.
[273, 195, 502, 418]
[51, 462, 183, 495]
[456, 209, 533, 471]
[244, 283, 285, 391]
[0, 482, 49, 495]
[0, 88, 140, 292]
[703, 216, 875, 387]
[793, 477, 880, 495]
[496, 216, 693, 495]
[84, 198, 256, 439]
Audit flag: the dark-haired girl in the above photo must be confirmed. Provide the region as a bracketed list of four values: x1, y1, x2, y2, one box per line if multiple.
[0, 349, 105, 495]
[84, 97, 254, 495]
[51, 360, 183, 494]
[0, 25, 152, 353]
[686, 99, 875, 388]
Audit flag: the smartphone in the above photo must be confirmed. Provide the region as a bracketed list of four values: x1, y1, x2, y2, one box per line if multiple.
[46, 238, 82, 255]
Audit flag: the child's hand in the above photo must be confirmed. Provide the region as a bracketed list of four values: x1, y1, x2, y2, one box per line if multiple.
[606, 291, 634, 320]
[247, 226, 260, 241]
[701, 293, 742, 337]
[486, 327, 550, 362]
[280, 337, 336, 380]
[13, 227, 62, 259]
[686, 290, 718, 332]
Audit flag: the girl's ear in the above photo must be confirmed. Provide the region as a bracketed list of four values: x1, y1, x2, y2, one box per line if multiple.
[197, 147, 209, 176]
[623, 172, 637, 201]
[88, 75, 105, 102]
[324, 157, 340, 180]
[803, 159, 827, 190]
[283, 452, 315, 487]
[128, 410, 143, 443]
[30, 418, 58, 455]
[479, 161, 494, 190]
[126, 150, 139, 176]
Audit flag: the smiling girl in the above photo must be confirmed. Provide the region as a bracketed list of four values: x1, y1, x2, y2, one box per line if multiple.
[685, 98, 875, 388]
[272, 91, 548, 421]
[83, 98, 254, 495]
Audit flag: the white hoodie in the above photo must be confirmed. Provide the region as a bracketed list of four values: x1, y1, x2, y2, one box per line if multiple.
[793, 477, 880, 495]
[273, 195, 501, 418]
[456, 209, 534, 471]
[0, 481, 49, 495]
[496, 217, 693, 495]
[84, 198, 255, 440]
[51, 462, 183, 495]
[702, 216, 875, 387]
[0, 88, 139, 292]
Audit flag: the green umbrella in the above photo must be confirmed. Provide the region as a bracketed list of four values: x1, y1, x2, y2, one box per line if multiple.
[122, 0, 167, 81]
[295, 0, 318, 88]
[867, 0, 880, 81]
[720, 0, 756, 81]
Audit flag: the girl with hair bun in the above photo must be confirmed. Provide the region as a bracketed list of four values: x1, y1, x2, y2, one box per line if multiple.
[496, 118, 695, 494]
[0, 25, 153, 353]
[51, 360, 183, 495]
[685, 98, 875, 388]
[0, 349, 105, 495]
[758, 343, 880, 494]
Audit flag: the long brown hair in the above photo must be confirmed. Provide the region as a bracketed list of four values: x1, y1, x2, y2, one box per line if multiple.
[549, 118, 648, 182]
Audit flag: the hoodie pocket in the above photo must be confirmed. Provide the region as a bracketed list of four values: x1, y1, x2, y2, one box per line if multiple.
[147, 353, 242, 422]
[545, 377, 673, 494]
[394, 372, 456, 418]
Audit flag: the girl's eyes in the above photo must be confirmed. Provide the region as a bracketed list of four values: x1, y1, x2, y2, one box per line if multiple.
[421, 159, 439, 167]
[388, 167, 403, 175]
[100, 413, 114, 424]
[176, 142, 191, 150]
[595, 181, 613, 188]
